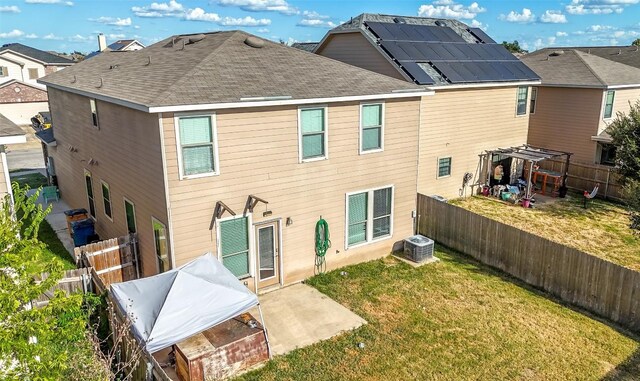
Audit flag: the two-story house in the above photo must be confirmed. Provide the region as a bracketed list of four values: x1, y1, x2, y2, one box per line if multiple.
[0, 43, 73, 124]
[521, 48, 640, 165]
[39, 31, 429, 291]
[85, 33, 146, 60]
[308, 14, 541, 199]
[0, 113, 27, 209]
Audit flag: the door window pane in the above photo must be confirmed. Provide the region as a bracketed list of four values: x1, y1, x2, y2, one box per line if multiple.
[258, 226, 275, 280]
[220, 217, 250, 278]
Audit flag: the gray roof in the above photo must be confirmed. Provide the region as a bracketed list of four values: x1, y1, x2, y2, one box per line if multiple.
[0, 43, 73, 65]
[39, 31, 420, 109]
[0, 113, 25, 138]
[521, 49, 640, 87]
[86, 40, 145, 60]
[571, 46, 640, 69]
[291, 42, 318, 52]
[35, 128, 56, 145]
[320, 13, 539, 86]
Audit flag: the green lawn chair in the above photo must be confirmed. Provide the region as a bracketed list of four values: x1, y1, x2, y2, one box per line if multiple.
[42, 186, 59, 203]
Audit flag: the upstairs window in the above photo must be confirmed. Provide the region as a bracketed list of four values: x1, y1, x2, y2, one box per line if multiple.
[361, 103, 384, 153]
[530, 87, 538, 114]
[0, 66, 9, 77]
[438, 157, 452, 178]
[516, 86, 528, 116]
[28, 68, 39, 80]
[299, 107, 327, 162]
[604, 90, 615, 119]
[177, 115, 218, 178]
[90, 99, 99, 128]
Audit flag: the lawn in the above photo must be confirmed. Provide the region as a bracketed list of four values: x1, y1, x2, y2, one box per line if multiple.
[450, 194, 640, 271]
[236, 248, 639, 381]
[38, 218, 76, 270]
[11, 172, 48, 189]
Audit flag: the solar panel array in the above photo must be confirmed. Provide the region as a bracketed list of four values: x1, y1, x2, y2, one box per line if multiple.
[364, 21, 539, 85]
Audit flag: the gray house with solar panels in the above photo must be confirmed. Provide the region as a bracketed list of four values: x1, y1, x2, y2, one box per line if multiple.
[307, 14, 541, 199]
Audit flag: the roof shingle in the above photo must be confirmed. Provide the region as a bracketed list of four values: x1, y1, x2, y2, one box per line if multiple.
[0, 43, 73, 65]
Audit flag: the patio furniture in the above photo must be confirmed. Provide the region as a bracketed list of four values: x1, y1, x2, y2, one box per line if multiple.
[583, 183, 599, 208]
[42, 185, 59, 203]
[533, 169, 562, 196]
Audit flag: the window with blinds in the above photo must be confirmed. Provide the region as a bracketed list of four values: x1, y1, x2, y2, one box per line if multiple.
[361, 103, 383, 153]
[299, 107, 327, 161]
[347, 186, 393, 248]
[178, 115, 217, 177]
[438, 157, 452, 178]
[220, 217, 250, 278]
[516, 86, 528, 116]
[604, 90, 615, 119]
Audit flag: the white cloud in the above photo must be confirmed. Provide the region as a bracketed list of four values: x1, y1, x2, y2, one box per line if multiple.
[297, 10, 337, 28]
[132, 0, 184, 17]
[65, 1, 73, 5]
[216, 0, 298, 15]
[43, 33, 62, 40]
[548, 36, 557, 45]
[219, 16, 271, 26]
[540, 10, 567, 23]
[184, 7, 220, 22]
[418, 1, 486, 19]
[91, 17, 132, 26]
[565, 0, 636, 15]
[0, 5, 20, 13]
[25, 33, 38, 39]
[68, 34, 90, 42]
[108, 33, 126, 40]
[589, 24, 613, 31]
[499, 8, 535, 23]
[257, 28, 269, 33]
[0, 29, 24, 38]
[469, 19, 487, 30]
[533, 38, 544, 50]
[556, 31, 568, 37]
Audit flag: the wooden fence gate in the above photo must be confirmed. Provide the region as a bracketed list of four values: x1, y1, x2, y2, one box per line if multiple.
[75, 234, 140, 292]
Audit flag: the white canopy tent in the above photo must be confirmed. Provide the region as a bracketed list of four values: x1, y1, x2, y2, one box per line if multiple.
[110, 253, 269, 354]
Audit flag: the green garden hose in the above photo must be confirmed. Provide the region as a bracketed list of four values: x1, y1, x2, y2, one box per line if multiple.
[315, 217, 331, 274]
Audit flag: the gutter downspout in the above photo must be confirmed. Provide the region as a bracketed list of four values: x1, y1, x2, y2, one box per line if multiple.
[158, 114, 177, 270]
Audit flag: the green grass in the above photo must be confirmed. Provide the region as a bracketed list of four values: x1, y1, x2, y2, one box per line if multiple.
[450, 194, 640, 271]
[236, 248, 639, 381]
[38, 218, 76, 270]
[11, 172, 48, 189]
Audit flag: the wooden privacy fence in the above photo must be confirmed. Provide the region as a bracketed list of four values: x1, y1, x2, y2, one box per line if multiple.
[417, 194, 640, 333]
[539, 160, 624, 201]
[75, 234, 139, 292]
[30, 268, 92, 308]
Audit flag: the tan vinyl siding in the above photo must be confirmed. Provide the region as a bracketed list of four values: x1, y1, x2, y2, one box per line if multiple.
[47, 87, 168, 276]
[528, 87, 603, 164]
[599, 87, 640, 133]
[316, 32, 406, 81]
[0, 150, 8, 203]
[418, 87, 530, 198]
[163, 99, 420, 285]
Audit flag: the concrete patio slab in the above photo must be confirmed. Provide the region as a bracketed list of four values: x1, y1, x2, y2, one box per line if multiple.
[251, 283, 367, 356]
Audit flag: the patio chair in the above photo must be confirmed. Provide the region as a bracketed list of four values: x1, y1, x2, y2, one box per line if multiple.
[583, 183, 599, 209]
[42, 186, 59, 204]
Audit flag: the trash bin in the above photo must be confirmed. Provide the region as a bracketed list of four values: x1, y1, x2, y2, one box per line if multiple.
[72, 218, 96, 247]
[65, 208, 88, 237]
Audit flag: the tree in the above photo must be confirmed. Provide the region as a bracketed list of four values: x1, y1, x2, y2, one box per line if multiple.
[502, 40, 528, 54]
[609, 101, 640, 233]
[632, 38, 640, 46]
[0, 185, 108, 379]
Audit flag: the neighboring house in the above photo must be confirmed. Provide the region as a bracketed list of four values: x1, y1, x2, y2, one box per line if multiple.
[309, 14, 540, 199]
[85, 34, 145, 60]
[39, 31, 428, 291]
[572, 45, 640, 69]
[0, 43, 73, 124]
[290, 42, 318, 52]
[0, 113, 27, 209]
[521, 48, 640, 165]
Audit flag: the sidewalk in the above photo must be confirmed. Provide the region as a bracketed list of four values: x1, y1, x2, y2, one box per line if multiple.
[30, 189, 76, 256]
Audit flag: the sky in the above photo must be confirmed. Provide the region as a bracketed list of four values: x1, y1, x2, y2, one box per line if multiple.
[0, 0, 639, 54]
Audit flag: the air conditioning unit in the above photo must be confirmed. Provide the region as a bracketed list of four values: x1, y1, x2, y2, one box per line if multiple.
[403, 234, 434, 263]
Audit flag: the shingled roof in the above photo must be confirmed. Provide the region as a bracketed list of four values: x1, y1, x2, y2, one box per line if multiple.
[521, 49, 640, 88]
[571, 46, 640, 69]
[39, 31, 423, 112]
[0, 43, 73, 65]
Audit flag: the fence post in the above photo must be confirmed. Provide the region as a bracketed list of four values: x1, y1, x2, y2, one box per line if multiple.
[604, 168, 611, 200]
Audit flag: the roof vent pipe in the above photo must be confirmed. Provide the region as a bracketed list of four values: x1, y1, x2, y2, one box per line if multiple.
[435, 20, 447, 27]
[618, 49, 622, 55]
[393, 17, 406, 24]
[244, 36, 265, 48]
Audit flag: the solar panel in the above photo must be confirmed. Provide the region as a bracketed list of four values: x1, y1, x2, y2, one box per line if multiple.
[467, 28, 496, 44]
[365, 22, 465, 43]
[400, 61, 435, 85]
[431, 62, 467, 83]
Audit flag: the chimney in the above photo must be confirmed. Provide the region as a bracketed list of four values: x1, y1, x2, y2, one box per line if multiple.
[98, 33, 107, 52]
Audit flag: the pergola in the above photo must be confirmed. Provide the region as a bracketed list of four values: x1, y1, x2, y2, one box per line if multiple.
[484, 144, 572, 200]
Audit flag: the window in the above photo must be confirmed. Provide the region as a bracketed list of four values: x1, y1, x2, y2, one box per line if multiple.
[529, 87, 538, 114]
[28, 68, 39, 80]
[0, 67, 8, 77]
[219, 217, 250, 278]
[604, 90, 615, 119]
[124, 199, 137, 233]
[299, 107, 327, 161]
[152, 218, 170, 273]
[438, 157, 452, 178]
[177, 115, 218, 177]
[84, 171, 96, 218]
[598, 143, 617, 166]
[101, 181, 112, 220]
[516, 86, 528, 116]
[90, 99, 99, 128]
[360, 103, 384, 153]
[346, 186, 393, 248]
